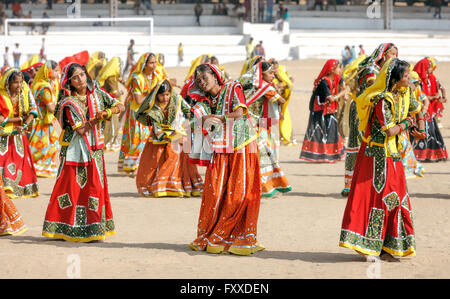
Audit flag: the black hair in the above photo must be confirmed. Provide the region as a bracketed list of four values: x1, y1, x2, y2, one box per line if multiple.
[65, 63, 88, 93]
[7, 70, 23, 87]
[157, 80, 171, 95]
[261, 61, 271, 72]
[195, 64, 218, 81]
[48, 60, 58, 70]
[388, 59, 410, 91]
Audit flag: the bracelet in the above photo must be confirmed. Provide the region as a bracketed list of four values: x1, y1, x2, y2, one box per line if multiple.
[1, 117, 9, 127]
[106, 109, 112, 119]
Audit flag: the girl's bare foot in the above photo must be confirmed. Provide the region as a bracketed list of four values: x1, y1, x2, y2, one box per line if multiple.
[380, 251, 400, 263]
[355, 250, 378, 262]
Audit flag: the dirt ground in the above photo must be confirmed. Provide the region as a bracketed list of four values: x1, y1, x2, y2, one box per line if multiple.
[1, 58, 449, 279]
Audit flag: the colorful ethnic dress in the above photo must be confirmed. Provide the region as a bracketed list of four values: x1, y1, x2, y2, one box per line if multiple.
[238, 62, 291, 197]
[189, 63, 264, 256]
[29, 61, 60, 177]
[97, 57, 123, 152]
[42, 63, 120, 242]
[135, 80, 203, 197]
[300, 59, 345, 163]
[342, 44, 394, 195]
[0, 175, 27, 235]
[339, 58, 420, 257]
[412, 57, 447, 162]
[0, 68, 39, 198]
[272, 64, 294, 145]
[118, 53, 165, 173]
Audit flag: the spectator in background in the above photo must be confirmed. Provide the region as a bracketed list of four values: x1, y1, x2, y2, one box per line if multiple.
[341, 45, 351, 67]
[258, 0, 264, 23]
[266, 0, 273, 23]
[12, 43, 21, 69]
[350, 45, 357, 61]
[236, 3, 245, 20]
[46, 0, 53, 10]
[213, 4, 218, 15]
[25, 10, 37, 35]
[12, 1, 23, 18]
[244, 0, 250, 21]
[433, 0, 442, 19]
[219, 3, 228, 15]
[41, 12, 50, 35]
[3, 46, 10, 67]
[143, 0, 154, 15]
[245, 37, 255, 59]
[93, 15, 103, 26]
[313, 0, 324, 11]
[326, 0, 337, 11]
[194, 1, 203, 26]
[358, 44, 365, 56]
[123, 39, 137, 76]
[253, 41, 265, 57]
[40, 38, 47, 62]
[178, 42, 184, 66]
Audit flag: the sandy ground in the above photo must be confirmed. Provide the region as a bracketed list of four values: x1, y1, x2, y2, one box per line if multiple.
[1, 58, 449, 279]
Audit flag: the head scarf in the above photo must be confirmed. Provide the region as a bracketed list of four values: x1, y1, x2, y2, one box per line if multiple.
[182, 63, 225, 104]
[240, 55, 264, 76]
[313, 59, 340, 93]
[413, 57, 438, 96]
[59, 50, 90, 72]
[185, 54, 214, 81]
[20, 54, 40, 71]
[58, 62, 94, 98]
[97, 57, 121, 87]
[358, 43, 396, 71]
[126, 52, 152, 87]
[356, 57, 399, 133]
[0, 68, 34, 133]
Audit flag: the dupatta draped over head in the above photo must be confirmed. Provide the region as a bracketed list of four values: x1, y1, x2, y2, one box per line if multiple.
[136, 79, 188, 144]
[309, 59, 341, 114]
[0, 68, 37, 135]
[356, 58, 421, 158]
[31, 61, 59, 124]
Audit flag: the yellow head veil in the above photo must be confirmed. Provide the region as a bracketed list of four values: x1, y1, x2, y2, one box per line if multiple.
[20, 54, 40, 71]
[356, 58, 397, 133]
[97, 57, 121, 87]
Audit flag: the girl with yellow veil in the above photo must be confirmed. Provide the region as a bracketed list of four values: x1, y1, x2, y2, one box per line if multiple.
[118, 52, 165, 175]
[28, 60, 61, 177]
[339, 58, 425, 262]
[0, 68, 39, 198]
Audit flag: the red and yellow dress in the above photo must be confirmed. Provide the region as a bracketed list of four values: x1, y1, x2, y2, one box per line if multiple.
[0, 176, 27, 235]
[42, 63, 120, 242]
[118, 53, 164, 174]
[189, 63, 264, 256]
[135, 80, 203, 197]
[339, 59, 420, 257]
[29, 61, 60, 177]
[0, 68, 39, 198]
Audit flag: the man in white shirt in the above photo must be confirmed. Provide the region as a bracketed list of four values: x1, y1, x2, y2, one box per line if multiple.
[12, 43, 21, 69]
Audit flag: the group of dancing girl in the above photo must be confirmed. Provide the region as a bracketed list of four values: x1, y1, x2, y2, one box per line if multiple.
[0, 43, 447, 262]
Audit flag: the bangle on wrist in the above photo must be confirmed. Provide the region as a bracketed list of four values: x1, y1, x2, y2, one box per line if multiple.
[106, 109, 112, 119]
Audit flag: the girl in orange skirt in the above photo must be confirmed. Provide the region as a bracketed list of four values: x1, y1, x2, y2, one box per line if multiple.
[0, 175, 27, 235]
[135, 79, 203, 197]
[188, 63, 264, 256]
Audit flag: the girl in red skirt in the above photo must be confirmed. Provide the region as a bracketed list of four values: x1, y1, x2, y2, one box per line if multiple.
[42, 63, 125, 242]
[339, 58, 426, 262]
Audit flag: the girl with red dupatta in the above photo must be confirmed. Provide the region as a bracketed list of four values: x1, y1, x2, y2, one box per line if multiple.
[188, 63, 264, 256]
[412, 57, 447, 162]
[42, 63, 125, 242]
[339, 58, 426, 262]
[134, 79, 203, 197]
[0, 68, 39, 198]
[299, 59, 348, 163]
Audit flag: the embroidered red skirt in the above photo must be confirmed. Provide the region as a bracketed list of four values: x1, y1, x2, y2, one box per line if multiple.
[339, 142, 416, 257]
[42, 150, 115, 242]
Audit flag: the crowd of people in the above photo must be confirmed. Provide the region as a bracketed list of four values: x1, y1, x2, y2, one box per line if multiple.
[0, 41, 447, 262]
